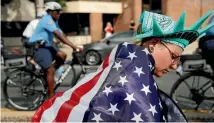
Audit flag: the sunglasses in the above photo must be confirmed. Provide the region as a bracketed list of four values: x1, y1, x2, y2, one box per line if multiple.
[161, 42, 181, 64]
[51, 10, 61, 14]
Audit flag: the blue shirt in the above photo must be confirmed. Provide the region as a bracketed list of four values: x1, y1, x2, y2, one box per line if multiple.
[29, 14, 62, 46]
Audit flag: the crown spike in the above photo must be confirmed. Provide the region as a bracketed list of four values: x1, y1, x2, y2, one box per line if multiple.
[173, 12, 186, 32]
[152, 15, 164, 36]
[188, 10, 213, 30]
[198, 22, 214, 36]
[138, 11, 147, 23]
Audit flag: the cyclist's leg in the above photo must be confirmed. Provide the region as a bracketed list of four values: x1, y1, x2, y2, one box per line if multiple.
[55, 51, 67, 68]
[45, 65, 55, 97]
[48, 45, 67, 69]
[33, 48, 55, 97]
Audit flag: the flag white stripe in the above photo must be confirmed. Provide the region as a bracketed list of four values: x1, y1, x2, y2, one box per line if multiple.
[67, 45, 118, 122]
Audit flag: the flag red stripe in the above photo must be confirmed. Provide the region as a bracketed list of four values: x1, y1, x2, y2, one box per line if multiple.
[53, 54, 111, 122]
[31, 92, 64, 122]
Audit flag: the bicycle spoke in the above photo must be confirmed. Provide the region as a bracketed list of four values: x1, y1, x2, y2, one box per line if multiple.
[203, 96, 214, 100]
[183, 80, 191, 89]
[175, 95, 192, 100]
[197, 76, 200, 89]
[196, 81, 213, 95]
[192, 76, 196, 88]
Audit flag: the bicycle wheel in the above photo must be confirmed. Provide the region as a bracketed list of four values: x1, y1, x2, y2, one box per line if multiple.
[170, 71, 214, 113]
[3, 67, 47, 111]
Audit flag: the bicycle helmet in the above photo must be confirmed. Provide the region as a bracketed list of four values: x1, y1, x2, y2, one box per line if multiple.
[135, 10, 214, 49]
[44, 1, 62, 11]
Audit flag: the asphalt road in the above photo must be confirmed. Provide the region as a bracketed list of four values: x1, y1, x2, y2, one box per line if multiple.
[1, 64, 214, 112]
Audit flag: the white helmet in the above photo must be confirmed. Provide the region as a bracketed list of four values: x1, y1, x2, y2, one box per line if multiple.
[44, 2, 62, 11]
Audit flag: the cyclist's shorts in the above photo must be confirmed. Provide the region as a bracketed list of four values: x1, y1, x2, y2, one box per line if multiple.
[33, 45, 59, 69]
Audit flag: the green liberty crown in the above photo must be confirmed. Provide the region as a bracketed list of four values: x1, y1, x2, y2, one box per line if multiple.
[135, 10, 214, 49]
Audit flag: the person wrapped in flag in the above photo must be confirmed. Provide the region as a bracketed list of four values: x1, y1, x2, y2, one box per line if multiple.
[32, 10, 214, 122]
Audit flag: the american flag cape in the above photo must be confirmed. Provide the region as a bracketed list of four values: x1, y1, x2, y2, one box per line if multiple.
[31, 42, 187, 122]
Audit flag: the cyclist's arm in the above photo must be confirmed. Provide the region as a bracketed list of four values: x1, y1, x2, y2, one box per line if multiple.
[53, 30, 78, 50]
[44, 19, 78, 50]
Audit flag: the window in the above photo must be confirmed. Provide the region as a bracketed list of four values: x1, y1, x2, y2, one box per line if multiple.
[58, 13, 90, 36]
[1, 21, 29, 37]
[142, 0, 162, 14]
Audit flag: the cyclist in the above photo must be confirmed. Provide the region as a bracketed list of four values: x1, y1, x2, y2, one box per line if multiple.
[29, 1, 83, 98]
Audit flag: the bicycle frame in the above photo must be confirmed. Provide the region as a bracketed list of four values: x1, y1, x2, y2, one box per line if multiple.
[53, 51, 88, 90]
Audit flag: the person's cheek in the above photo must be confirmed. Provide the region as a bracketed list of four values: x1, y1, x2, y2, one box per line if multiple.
[155, 71, 164, 77]
[158, 55, 169, 70]
[154, 69, 164, 77]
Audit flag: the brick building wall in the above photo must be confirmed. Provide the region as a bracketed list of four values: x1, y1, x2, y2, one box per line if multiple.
[114, 0, 142, 32]
[164, 0, 214, 27]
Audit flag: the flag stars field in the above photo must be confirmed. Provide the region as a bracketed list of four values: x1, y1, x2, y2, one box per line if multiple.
[107, 103, 120, 115]
[148, 104, 158, 116]
[140, 84, 151, 96]
[103, 86, 113, 96]
[113, 61, 122, 71]
[127, 52, 137, 60]
[142, 48, 150, 55]
[91, 112, 103, 123]
[133, 66, 145, 77]
[118, 75, 129, 86]
[131, 112, 144, 123]
[124, 92, 136, 105]
[123, 42, 130, 47]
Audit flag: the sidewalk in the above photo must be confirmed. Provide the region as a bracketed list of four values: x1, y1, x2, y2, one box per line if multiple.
[1, 108, 35, 122]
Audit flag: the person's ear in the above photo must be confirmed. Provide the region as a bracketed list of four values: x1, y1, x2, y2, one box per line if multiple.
[148, 38, 160, 53]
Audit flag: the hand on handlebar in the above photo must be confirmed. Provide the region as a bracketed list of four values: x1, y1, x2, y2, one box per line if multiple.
[75, 47, 83, 52]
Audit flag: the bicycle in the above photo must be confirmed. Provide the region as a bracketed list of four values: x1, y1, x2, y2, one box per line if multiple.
[170, 53, 214, 113]
[2, 51, 95, 111]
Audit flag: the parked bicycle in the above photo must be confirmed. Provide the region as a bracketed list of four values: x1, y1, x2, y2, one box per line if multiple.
[170, 53, 214, 113]
[3, 51, 96, 111]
